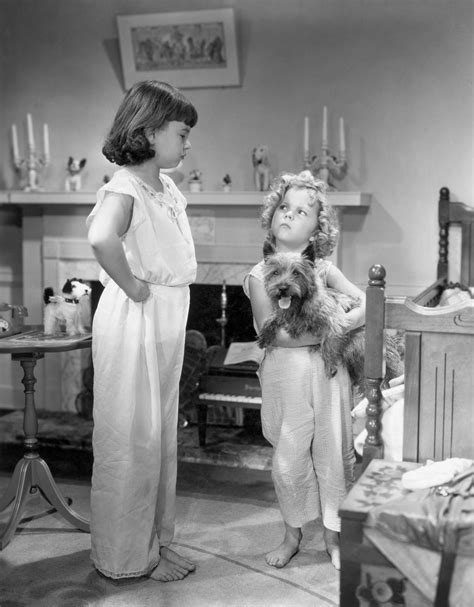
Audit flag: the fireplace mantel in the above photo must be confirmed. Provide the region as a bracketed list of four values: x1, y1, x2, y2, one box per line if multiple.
[2, 190, 371, 208]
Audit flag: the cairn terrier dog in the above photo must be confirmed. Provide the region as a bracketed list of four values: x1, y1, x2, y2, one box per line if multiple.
[257, 247, 403, 391]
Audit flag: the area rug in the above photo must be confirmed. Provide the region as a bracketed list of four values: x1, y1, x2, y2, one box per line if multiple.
[0, 475, 340, 607]
[0, 409, 273, 471]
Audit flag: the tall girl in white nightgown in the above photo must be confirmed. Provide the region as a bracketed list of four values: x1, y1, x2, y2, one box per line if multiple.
[87, 81, 198, 582]
[243, 171, 365, 571]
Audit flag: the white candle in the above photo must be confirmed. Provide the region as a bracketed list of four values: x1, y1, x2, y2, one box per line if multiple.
[43, 123, 50, 160]
[322, 106, 328, 149]
[339, 117, 345, 156]
[303, 116, 309, 159]
[11, 124, 19, 161]
[27, 113, 35, 151]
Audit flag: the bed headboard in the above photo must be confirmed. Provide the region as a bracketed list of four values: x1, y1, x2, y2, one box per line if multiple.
[413, 187, 474, 307]
[437, 186, 474, 285]
[362, 186, 474, 468]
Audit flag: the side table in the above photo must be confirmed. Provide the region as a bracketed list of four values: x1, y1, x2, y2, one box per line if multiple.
[339, 459, 421, 607]
[0, 327, 92, 549]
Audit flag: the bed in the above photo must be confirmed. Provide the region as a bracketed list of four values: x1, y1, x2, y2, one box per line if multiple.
[361, 186, 474, 467]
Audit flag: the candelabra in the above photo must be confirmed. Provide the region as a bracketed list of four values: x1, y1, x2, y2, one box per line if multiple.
[11, 114, 50, 191]
[303, 107, 347, 190]
[216, 281, 228, 347]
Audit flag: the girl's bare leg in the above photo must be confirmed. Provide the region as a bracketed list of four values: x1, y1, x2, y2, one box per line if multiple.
[324, 527, 340, 570]
[265, 522, 302, 568]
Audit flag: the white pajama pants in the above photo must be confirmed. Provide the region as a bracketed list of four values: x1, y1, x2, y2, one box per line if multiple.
[259, 347, 355, 531]
[90, 279, 189, 579]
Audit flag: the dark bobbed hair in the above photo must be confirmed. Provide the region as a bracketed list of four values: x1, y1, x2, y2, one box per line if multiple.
[261, 170, 339, 259]
[102, 80, 198, 166]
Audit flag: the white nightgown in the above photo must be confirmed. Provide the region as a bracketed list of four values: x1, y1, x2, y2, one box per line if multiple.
[87, 169, 196, 579]
[243, 259, 355, 531]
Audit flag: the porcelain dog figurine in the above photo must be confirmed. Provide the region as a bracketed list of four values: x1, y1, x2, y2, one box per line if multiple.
[252, 145, 272, 191]
[65, 157, 87, 191]
[43, 278, 91, 335]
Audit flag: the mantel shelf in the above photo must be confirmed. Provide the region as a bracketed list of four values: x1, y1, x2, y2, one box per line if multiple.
[0, 190, 371, 208]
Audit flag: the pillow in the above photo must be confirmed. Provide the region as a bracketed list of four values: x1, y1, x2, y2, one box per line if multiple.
[438, 282, 472, 307]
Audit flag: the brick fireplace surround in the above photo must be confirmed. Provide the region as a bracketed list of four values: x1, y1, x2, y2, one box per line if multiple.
[3, 189, 371, 411]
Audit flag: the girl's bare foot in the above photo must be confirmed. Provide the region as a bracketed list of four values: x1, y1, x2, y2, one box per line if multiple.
[265, 524, 302, 568]
[160, 546, 196, 572]
[324, 527, 340, 570]
[150, 556, 189, 582]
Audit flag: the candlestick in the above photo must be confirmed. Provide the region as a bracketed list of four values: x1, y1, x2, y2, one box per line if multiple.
[303, 116, 309, 162]
[26, 113, 35, 152]
[11, 124, 19, 162]
[43, 123, 50, 161]
[10, 114, 49, 191]
[322, 106, 328, 149]
[306, 106, 348, 190]
[339, 117, 345, 158]
[216, 280, 228, 347]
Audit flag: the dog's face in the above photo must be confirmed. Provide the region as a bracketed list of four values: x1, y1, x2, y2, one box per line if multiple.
[67, 157, 87, 175]
[263, 251, 319, 310]
[62, 278, 91, 299]
[252, 145, 269, 165]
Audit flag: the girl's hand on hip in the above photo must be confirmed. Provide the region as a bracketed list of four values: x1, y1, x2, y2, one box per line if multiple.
[128, 279, 151, 303]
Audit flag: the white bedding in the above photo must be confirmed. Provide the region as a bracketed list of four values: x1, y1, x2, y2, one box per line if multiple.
[352, 375, 404, 462]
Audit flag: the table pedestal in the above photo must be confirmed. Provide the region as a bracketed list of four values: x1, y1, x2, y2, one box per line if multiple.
[0, 352, 89, 550]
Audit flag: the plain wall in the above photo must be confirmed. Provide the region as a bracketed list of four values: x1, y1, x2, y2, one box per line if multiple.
[0, 0, 473, 289]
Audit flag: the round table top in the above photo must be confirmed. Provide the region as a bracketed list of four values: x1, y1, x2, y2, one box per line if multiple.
[0, 326, 92, 354]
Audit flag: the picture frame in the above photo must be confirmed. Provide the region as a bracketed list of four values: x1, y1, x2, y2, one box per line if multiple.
[117, 8, 240, 90]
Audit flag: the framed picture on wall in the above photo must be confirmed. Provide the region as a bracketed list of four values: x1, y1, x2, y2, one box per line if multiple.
[117, 8, 240, 90]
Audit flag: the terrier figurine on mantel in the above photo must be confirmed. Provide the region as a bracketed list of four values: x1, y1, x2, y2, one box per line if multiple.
[65, 157, 87, 191]
[252, 145, 272, 191]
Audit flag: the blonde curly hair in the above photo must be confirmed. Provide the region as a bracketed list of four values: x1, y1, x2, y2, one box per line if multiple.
[261, 170, 339, 258]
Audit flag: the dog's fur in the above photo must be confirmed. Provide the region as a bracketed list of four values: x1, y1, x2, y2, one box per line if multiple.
[43, 278, 91, 335]
[252, 145, 272, 191]
[65, 157, 87, 192]
[257, 246, 403, 391]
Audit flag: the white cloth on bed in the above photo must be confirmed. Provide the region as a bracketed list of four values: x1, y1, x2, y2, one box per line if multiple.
[352, 375, 405, 462]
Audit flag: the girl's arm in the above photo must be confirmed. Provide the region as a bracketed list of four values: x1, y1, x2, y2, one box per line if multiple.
[87, 191, 150, 302]
[327, 265, 366, 330]
[248, 274, 320, 347]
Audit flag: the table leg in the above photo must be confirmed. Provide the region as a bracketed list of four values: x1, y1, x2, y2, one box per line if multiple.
[33, 458, 89, 531]
[0, 460, 32, 550]
[197, 403, 208, 447]
[0, 353, 90, 550]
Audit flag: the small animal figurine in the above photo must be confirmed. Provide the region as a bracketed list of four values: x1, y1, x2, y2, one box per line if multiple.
[65, 157, 87, 192]
[43, 278, 91, 335]
[257, 244, 403, 392]
[252, 145, 272, 191]
[222, 173, 232, 192]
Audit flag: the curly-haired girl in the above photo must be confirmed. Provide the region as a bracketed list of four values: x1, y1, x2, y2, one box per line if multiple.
[243, 170, 365, 570]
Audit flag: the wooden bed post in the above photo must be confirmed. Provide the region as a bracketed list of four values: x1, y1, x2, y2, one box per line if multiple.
[362, 264, 386, 468]
[437, 186, 450, 281]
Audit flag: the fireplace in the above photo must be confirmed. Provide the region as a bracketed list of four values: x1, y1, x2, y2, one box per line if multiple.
[89, 281, 256, 347]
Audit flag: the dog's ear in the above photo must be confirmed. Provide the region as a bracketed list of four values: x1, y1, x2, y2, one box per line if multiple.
[62, 279, 73, 294]
[301, 243, 316, 264]
[80, 159, 87, 169]
[68, 157, 73, 167]
[263, 239, 276, 260]
[43, 287, 54, 304]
